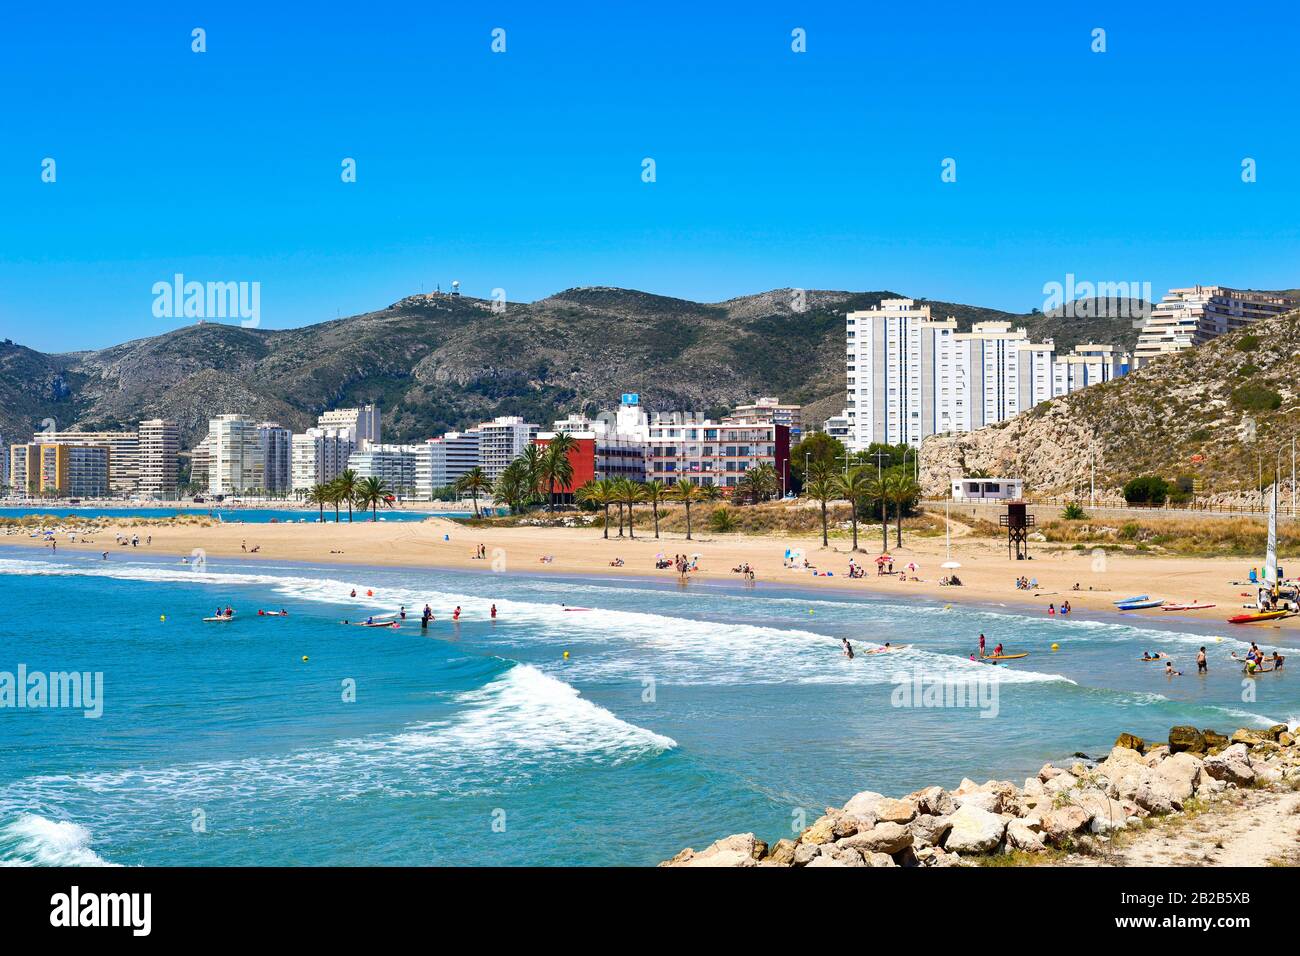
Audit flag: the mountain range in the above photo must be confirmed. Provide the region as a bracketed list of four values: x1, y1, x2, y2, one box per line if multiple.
[0, 287, 1147, 451]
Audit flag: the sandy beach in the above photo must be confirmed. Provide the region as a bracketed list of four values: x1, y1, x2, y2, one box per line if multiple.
[8, 514, 1296, 633]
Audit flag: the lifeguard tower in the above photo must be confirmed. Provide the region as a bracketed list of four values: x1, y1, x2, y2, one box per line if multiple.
[1000, 500, 1034, 560]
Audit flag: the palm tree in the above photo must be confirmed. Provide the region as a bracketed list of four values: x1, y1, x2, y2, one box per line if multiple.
[354, 476, 393, 521]
[805, 475, 838, 548]
[886, 472, 921, 548]
[334, 469, 360, 522]
[455, 467, 492, 518]
[741, 462, 778, 503]
[517, 444, 546, 500]
[493, 460, 533, 515]
[835, 466, 874, 552]
[614, 478, 646, 539]
[325, 479, 344, 523]
[539, 434, 577, 510]
[668, 479, 706, 541]
[306, 484, 328, 523]
[642, 479, 666, 538]
[576, 478, 617, 538]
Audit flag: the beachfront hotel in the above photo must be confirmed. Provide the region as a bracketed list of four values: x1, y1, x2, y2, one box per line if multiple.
[645, 414, 791, 491]
[317, 404, 381, 450]
[476, 416, 540, 480]
[256, 423, 293, 494]
[30, 428, 139, 494]
[348, 444, 421, 495]
[290, 427, 356, 492]
[838, 298, 1128, 450]
[1132, 286, 1295, 368]
[207, 415, 265, 495]
[9, 442, 111, 498]
[417, 431, 481, 494]
[138, 418, 180, 498]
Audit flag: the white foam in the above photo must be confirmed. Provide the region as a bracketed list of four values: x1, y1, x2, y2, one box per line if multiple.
[0, 814, 117, 867]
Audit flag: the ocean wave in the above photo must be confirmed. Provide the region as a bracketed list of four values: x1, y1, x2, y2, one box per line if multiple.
[0, 814, 117, 867]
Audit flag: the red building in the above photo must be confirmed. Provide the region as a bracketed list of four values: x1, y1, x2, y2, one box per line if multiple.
[533, 432, 648, 501]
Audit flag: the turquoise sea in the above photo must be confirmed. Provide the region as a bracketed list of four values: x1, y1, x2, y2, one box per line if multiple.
[0, 545, 1295, 866]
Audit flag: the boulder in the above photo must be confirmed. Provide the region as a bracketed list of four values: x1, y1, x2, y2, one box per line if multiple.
[1023, 777, 1045, 796]
[908, 814, 953, 848]
[1169, 726, 1206, 754]
[838, 821, 912, 856]
[943, 804, 1007, 854]
[1263, 724, 1289, 742]
[910, 786, 955, 817]
[874, 798, 918, 824]
[1231, 729, 1267, 747]
[1134, 780, 1175, 815]
[792, 842, 820, 866]
[806, 846, 865, 867]
[663, 833, 759, 867]
[1037, 764, 1063, 783]
[799, 814, 837, 846]
[1006, 818, 1048, 852]
[766, 838, 797, 866]
[865, 851, 898, 867]
[842, 790, 886, 818]
[1104, 760, 1147, 801]
[1040, 805, 1091, 843]
[1202, 729, 1229, 751]
[1204, 744, 1256, 787]
[1073, 791, 1130, 833]
[954, 777, 981, 794]
[1280, 732, 1295, 747]
[1115, 732, 1146, 752]
[1043, 771, 1079, 794]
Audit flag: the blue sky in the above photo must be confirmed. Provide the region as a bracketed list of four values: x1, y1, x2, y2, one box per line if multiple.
[2, 1, 1297, 352]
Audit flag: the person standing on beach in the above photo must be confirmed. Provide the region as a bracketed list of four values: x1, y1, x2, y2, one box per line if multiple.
[1197, 647, 1207, 673]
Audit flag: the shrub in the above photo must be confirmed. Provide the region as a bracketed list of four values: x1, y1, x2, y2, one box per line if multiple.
[1230, 384, 1282, 412]
[1123, 475, 1170, 506]
[707, 507, 739, 533]
[1236, 334, 1261, 352]
[1061, 502, 1087, 520]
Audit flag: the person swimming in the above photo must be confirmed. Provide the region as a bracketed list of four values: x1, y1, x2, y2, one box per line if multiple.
[841, 637, 854, 660]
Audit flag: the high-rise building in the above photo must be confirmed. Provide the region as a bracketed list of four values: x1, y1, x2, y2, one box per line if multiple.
[843, 298, 1127, 450]
[475, 417, 539, 480]
[256, 423, 292, 494]
[317, 405, 381, 450]
[416, 431, 481, 496]
[291, 427, 356, 492]
[1132, 286, 1295, 368]
[138, 419, 180, 499]
[31, 429, 139, 494]
[207, 415, 264, 496]
[10, 443, 110, 498]
[347, 444, 420, 495]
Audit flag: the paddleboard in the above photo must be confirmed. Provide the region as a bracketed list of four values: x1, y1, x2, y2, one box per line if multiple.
[866, 644, 910, 654]
[983, 652, 1028, 660]
[203, 616, 233, 623]
[1228, 610, 1291, 624]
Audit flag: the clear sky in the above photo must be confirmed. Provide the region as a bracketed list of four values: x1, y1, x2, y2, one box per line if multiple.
[2, 1, 1297, 352]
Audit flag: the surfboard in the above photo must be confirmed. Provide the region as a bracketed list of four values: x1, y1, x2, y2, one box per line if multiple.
[866, 644, 910, 654]
[1160, 603, 1215, 611]
[983, 652, 1028, 660]
[203, 616, 233, 623]
[1137, 655, 1169, 662]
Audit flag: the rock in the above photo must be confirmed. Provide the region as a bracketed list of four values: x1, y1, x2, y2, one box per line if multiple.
[910, 786, 955, 817]
[1169, 725, 1206, 754]
[1280, 732, 1295, 747]
[1231, 729, 1267, 747]
[799, 814, 837, 846]
[1040, 805, 1091, 842]
[831, 809, 874, 839]
[874, 798, 918, 824]
[1108, 745, 1146, 764]
[766, 838, 797, 866]
[1023, 777, 1045, 796]
[1006, 818, 1048, 852]
[955, 777, 981, 794]
[1152, 752, 1202, 804]
[1134, 781, 1175, 815]
[842, 790, 886, 818]
[1104, 760, 1147, 801]
[1263, 724, 1289, 742]
[663, 833, 759, 867]
[792, 842, 820, 866]
[1037, 764, 1063, 783]
[806, 845, 865, 867]
[1043, 771, 1079, 794]
[865, 852, 898, 867]
[838, 821, 912, 856]
[908, 814, 953, 848]
[943, 804, 1007, 853]
[1115, 732, 1146, 752]
[1204, 744, 1255, 786]
[1073, 791, 1130, 833]
[1202, 729, 1229, 751]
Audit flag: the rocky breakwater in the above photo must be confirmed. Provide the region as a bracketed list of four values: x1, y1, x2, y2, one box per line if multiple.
[661, 723, 1300, 867]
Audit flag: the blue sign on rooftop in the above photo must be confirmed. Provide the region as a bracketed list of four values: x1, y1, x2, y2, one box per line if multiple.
[621, 393, 640, 405]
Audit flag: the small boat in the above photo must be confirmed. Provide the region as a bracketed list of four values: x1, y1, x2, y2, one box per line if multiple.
[1228, 610, 1292, 624]
[1117, 600, 1163, 610]
[1114, 595, 1148, 605]
[203, 616, 234, 623]
[1160, 603, 1215, 611]
[982, 652, 1028, 661]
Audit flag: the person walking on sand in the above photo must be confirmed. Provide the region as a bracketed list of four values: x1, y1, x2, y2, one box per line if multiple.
[1197, 647, 1207, 673]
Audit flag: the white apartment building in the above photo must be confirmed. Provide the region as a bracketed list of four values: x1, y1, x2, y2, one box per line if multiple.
[317, 405, 381, 450]
[416, 431, 481, 496]
[1133, 286, 1295, 368]
[843, 298, 1127, 450]
[348, 444, 420, 494]
[730, 397, 802, 437]
[552, 394, 651, 442]
[138, 419, 179, 499]
[645, 414, 791, 490]
[476, 416, 539, 480]
[32, 429, 140, 494]
[291, 427, 356, 492]
[256, 423, 293, 494]
[207, 415, 264, 496]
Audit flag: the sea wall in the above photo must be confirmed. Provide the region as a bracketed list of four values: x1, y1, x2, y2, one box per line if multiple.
[661, 724, 1298, 867]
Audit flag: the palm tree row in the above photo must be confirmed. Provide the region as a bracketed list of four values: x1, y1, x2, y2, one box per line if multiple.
[305, 469, 395, 522]
[799, 460, 920, 552]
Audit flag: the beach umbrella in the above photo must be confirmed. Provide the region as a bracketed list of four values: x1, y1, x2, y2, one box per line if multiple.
[942, 560, 962, 569]
[906, 561, 917, 573]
